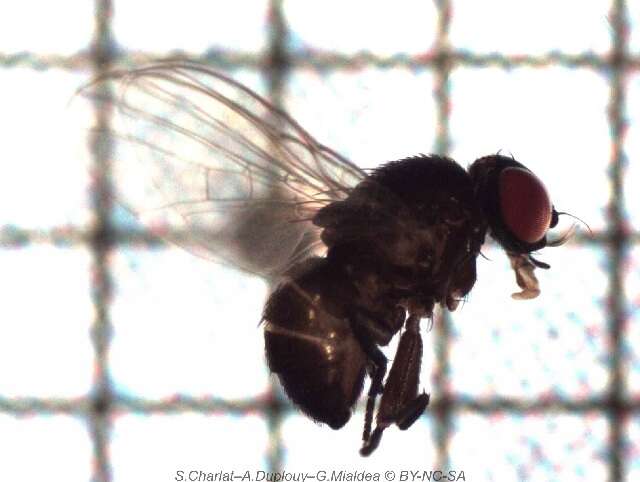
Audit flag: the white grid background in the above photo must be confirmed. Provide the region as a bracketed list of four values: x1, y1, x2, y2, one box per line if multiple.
[0, 1, 638, 481]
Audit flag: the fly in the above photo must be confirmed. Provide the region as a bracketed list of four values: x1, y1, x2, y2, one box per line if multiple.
[80, 62, 573, 455]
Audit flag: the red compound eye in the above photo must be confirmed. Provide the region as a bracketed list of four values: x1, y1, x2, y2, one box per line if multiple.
[499, 167, 552, 244]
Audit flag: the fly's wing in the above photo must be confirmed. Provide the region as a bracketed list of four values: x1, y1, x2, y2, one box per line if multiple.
[80, 62, 366, 279]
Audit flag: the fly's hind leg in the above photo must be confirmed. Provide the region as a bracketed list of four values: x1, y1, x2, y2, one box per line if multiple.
[360, 314, 430, 456]
[350, 305, 406, 443]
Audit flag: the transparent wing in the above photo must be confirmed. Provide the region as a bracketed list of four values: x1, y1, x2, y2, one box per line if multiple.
[80, 62, 366, 278]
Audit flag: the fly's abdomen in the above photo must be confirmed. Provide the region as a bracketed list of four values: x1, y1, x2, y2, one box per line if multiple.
[263, 258, 367, 429]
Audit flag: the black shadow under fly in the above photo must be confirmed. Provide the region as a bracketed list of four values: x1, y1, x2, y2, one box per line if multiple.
[80, 62, 573, 456]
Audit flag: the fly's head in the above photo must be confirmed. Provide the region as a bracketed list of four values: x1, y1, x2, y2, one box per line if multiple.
[468, 154, 569, 299]
[468, 154, 559, 254]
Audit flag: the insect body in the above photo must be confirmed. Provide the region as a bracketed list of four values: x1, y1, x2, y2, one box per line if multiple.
[263, 154, 561, 454]
[82, 63, 569, 455]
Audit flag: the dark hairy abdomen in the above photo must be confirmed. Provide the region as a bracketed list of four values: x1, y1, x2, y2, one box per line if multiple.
[263, 258, 367, 429]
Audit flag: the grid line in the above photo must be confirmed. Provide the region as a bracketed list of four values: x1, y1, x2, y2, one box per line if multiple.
[87, 0, 117, 481]
[0, 0, 635, 480]
[264, 0, 288, 471]
[605, 1, 630, 481]
[5, 51, 640, 72]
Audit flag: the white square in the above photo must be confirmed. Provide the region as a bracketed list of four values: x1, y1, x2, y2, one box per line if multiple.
[286, 68, 437, 170]
[110, 247, 270, 400]
[450, 0, 610, 55]
[624, 74, 640, 231]
[0, 69, 93, 230]
[0, 415, 92, 482]
[284, 0, 438, 56]
[114, 0, 269, 54]
[112, 414, 269, 479]
[0, 1, 93, 55]
[450, 412, 608, 480]
[623, 245, 640, 397]
[0, 247, 94, 397]
[628, 1, 640, 55]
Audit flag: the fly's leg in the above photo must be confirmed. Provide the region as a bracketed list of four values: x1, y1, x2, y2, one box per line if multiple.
[360, 314, 430, 456]
[350, 305, 405, 443]
[361, 344, 387, 443]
